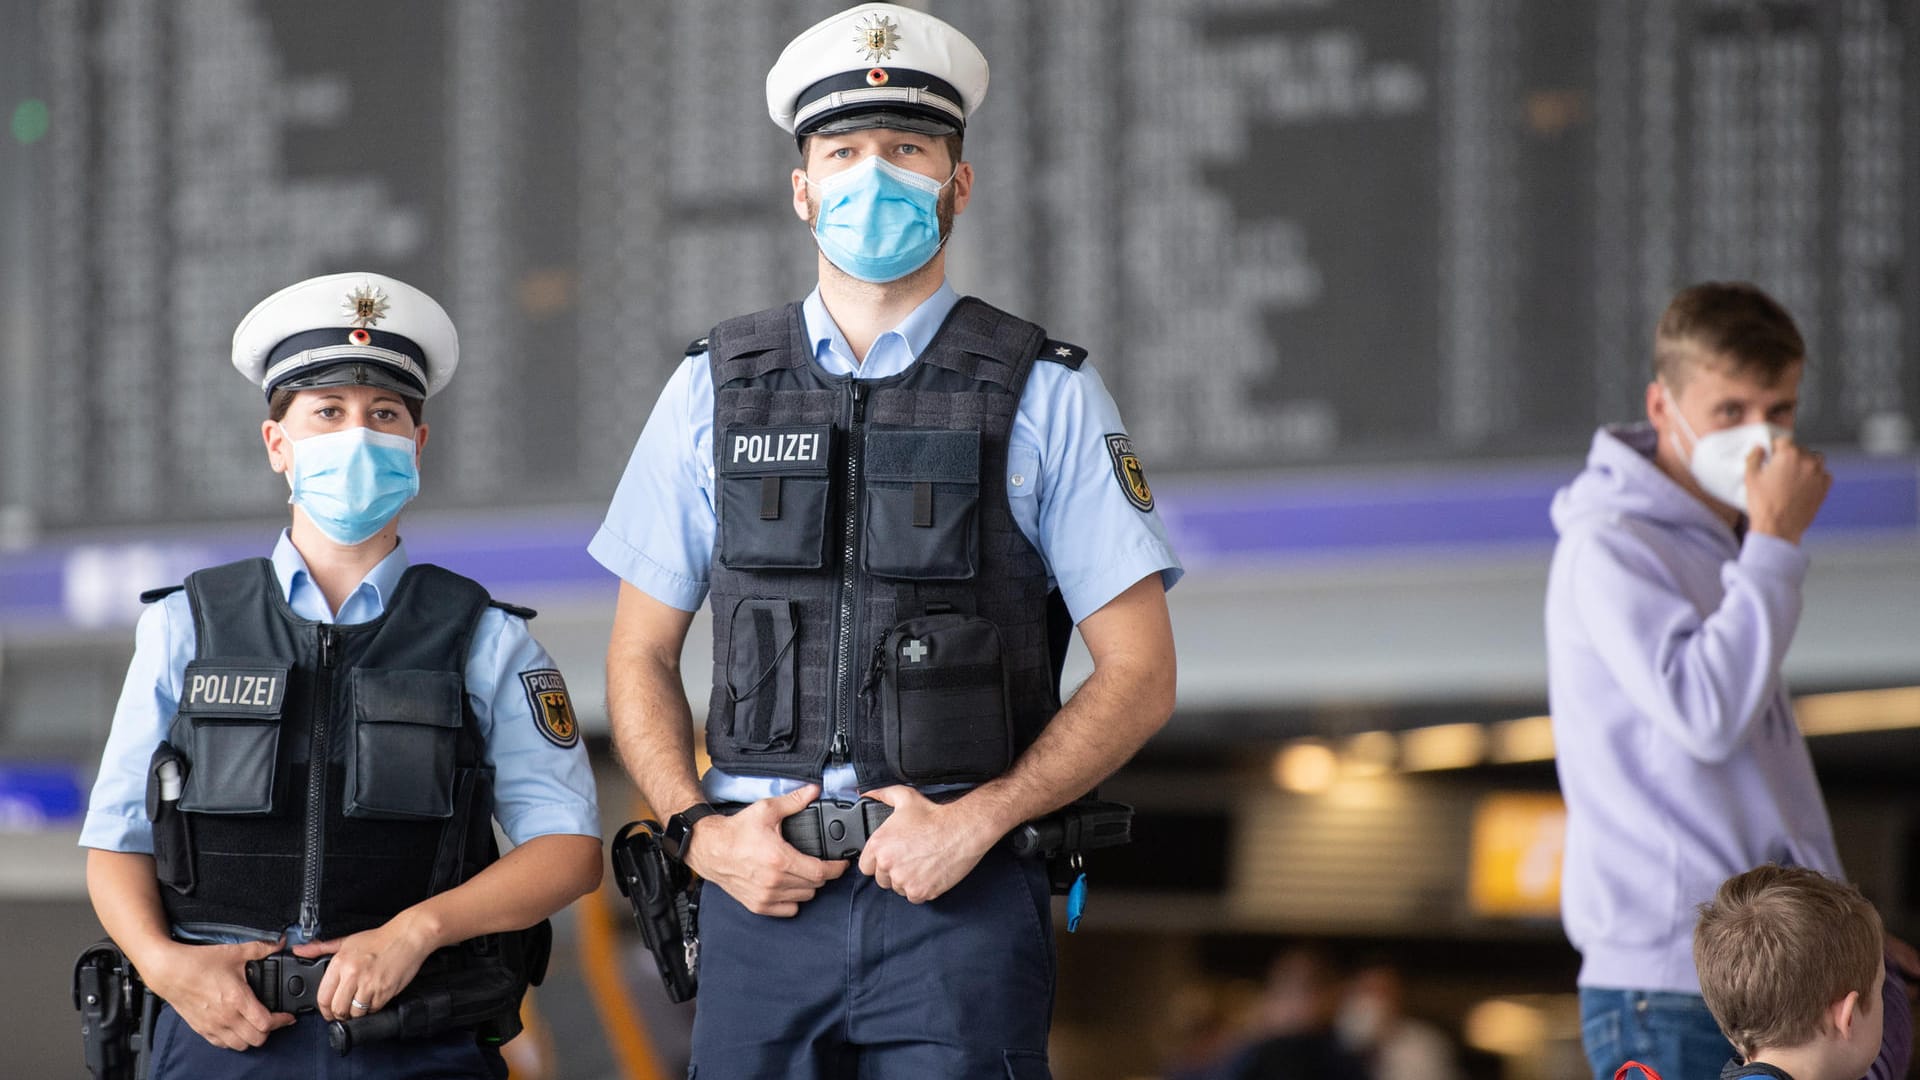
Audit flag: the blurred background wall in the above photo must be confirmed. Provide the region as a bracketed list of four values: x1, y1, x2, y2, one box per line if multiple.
[2, 1, 1918, 1077]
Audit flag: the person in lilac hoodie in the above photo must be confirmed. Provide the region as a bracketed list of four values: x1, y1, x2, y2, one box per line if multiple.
[1545, 282, 1914, 1080]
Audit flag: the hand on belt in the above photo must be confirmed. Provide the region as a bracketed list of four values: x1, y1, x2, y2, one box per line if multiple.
[245, 953, 329, 1014]
[776, 798, 894, 860]
[735, 794, 1131, 864]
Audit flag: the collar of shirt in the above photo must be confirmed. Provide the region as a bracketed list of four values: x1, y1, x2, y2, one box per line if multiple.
[270, 529, 410, 624]
[801, 280, 960, 379]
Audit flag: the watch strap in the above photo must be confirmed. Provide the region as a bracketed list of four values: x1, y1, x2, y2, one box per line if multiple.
[665, 802, 718, 859]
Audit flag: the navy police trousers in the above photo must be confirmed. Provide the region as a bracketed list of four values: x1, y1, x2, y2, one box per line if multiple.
[690, 844, 1056, 1078]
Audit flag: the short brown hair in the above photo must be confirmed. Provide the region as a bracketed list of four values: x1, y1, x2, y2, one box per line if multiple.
[1654, 282, 1805, 388]
[1694, 864, 1882, 1059]
[268, 388, 423, 426]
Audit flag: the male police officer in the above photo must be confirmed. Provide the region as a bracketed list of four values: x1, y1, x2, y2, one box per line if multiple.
[591, 4, 1182, 1075]
[80, 272, 602, 1079]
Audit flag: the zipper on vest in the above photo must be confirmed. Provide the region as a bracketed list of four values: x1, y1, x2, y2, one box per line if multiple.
[831, 381, 867, 769]
[298, 625, 338, 940]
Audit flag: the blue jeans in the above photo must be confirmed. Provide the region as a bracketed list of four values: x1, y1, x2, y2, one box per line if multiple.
[149, 1004, 507, 1080]
[689, 844, 1055, 1079]
[1580, 987, 1735, 1080]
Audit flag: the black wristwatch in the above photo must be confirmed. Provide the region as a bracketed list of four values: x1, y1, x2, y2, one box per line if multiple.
[663, 802, 719, 860]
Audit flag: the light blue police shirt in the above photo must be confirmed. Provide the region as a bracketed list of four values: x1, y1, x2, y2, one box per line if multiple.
[80, 531, 601, 873]
[588, 281, 1183, 803]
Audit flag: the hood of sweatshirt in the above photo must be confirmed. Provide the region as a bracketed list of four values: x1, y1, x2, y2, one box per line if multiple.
[1551, 423, 1733, 542]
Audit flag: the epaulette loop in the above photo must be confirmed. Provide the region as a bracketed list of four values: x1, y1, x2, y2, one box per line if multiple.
[1037, 339, 1086, 369]
[488, 599, 538, 620]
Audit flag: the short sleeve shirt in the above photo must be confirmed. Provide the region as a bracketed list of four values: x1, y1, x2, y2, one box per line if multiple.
[80, 532, 601, 857]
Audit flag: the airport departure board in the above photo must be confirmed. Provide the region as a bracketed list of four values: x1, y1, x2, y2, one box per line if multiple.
[3, 0, 1915, 527]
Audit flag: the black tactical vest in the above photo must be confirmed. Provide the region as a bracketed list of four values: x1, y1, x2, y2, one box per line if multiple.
[704, 297, 1075, 789]
[146, 558, 501, 941]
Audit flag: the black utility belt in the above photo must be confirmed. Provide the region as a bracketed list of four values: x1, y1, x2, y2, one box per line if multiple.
[243, 923, 549, 1055]
[243, 945, 478, 1016]
[608, 798, 1131, 1005]
[720, 796, 1134, 863]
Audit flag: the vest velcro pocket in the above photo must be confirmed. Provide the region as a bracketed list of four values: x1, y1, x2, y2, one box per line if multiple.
[175, 660, 289, 814]
[869, 614, 1012, 784]
[862, 428, 981, 580]
[345, 669, 463, 820]
[723, 598, 799, 752]
[716, 423, 833, 570]
[146, 741, 195, 894]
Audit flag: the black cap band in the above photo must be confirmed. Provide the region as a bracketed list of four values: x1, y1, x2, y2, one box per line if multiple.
[262, 327, 430, 397]
[793, 67, 964, 136]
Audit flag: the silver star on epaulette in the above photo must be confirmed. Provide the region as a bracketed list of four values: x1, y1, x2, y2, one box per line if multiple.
[1054, 346, 1074, 358]
[852, 12, 901, 61]
[342, 284, 391, 328]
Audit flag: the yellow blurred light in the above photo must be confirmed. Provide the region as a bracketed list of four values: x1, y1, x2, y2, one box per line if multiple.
[1398, 722, 1487, 772]
[1794, 687, 1920, 736]
[1488, 715, 1556, 763]
[1463, 998, 1549, 1057]
[1468, 793, 1566, 917]
[1273, 740, 1338, 794]
[1326, 773, 1406, 810]
[1340, 730, 1397, 776]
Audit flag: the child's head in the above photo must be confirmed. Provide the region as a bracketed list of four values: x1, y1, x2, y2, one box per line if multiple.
[1695, 865, 1885, 1071]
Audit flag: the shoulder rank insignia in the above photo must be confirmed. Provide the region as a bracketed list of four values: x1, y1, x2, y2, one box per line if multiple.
[1038, 339, 1086, 369]
[520, 669, 579, 748]
[1105, 433, 1154, 513]
[685, 336, 711, 357]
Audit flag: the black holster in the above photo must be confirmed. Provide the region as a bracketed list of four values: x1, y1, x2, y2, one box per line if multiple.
[1010, 798, 1134, 894]
[74, 939, 158, 1080]
[326, 921, 551, 1055]
[609, 819, 700, 1002]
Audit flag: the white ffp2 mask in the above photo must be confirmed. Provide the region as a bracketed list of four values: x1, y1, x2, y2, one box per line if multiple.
[1664, 386, 1788, 511]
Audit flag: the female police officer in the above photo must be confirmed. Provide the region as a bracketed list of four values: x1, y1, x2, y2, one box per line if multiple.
[78, 272, 601, 1079]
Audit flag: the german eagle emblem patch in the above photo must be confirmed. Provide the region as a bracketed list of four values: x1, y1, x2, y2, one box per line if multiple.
[520, 669, 579, 748]
[1105, 434, 1154, 512]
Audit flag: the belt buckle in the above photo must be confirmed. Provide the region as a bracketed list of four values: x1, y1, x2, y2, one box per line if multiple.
[274, 954, 328, 1014]
[816, 799, 869, 860]
[247, 951, 328, 1014]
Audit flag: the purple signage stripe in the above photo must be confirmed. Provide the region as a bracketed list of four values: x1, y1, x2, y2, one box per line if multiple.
[1, 455, 1914, 625]
[0, 763, 86, 821]
[0, 549, 67, 610]
[1161, 472, 1568, 561]
[1159, 455, 1919, 564]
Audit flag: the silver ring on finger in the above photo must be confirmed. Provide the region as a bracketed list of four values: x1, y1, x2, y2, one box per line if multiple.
[351, 998, 371, 1012]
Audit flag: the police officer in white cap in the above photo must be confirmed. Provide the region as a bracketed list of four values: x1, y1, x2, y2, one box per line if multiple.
[79, 272, 602, 1078]
[593, 5, 1182, 1074]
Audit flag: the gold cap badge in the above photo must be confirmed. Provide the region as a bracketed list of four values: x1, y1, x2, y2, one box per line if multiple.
[342, 284, 390, 329]
[852, 12, 901, 62]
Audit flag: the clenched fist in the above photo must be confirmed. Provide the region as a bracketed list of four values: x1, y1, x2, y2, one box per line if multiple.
[1745, 436, 1830, 545]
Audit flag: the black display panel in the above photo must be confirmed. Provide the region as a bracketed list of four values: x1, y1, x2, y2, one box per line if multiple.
[4, 0, 1914, 527]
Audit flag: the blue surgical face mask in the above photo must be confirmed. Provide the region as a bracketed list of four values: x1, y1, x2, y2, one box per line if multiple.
[807, 156, 953, 283]
[280, 425, 421, 545]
